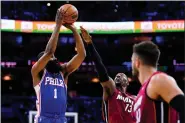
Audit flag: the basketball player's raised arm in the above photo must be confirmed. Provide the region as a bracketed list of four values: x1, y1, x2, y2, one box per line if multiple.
[63, 24, 86, 76]
[151, 74, 184, 122]
[31, 10, 64, 86]
[80, 26, 116, 101]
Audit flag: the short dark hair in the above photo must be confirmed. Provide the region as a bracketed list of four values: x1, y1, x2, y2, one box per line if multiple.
[133, 41, 160, 67]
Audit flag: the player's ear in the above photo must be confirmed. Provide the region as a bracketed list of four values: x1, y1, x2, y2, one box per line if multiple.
[136, 57, 141, 68]
[135, 57, 138, 68]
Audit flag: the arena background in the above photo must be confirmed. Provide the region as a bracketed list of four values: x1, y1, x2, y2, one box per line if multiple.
[1, 1, 184, 123]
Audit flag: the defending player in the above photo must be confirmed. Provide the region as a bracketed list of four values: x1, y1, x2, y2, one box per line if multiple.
[80, 26, 135, 123]
[31, 9, 86, 123]
[131, 41, 184, 123]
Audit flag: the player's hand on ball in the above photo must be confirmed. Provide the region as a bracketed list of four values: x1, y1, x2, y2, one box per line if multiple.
[80, 26, 92, 44]
[63, 24, 76, 31]
[55, 9, 65, 26]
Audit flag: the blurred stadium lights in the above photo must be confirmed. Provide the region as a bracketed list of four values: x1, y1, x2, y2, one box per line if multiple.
[1, 61, 17, 68]
[134, 36, 153, 41]
[155, 36, 164, 44]
[3, 74, 12, 81]
[60, 37, 68, 44]
[114, 40, 119, 44]
[28, 60, 31, 65]
[16, 36, 23, 45]
[122, 61, 131, 68]
[28, 60, 94, 67]
[173, 59, 185, 66]
[47, 3, 51, 7]
[91, 78, 99, 83]
[9, 86, 13, 90]
[68, 37, 74, 44]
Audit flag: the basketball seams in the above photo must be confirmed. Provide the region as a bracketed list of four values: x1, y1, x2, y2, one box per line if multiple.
[63, 11, 78, 23]
[60, 4, 78, 23]
[64, 10, 78, 18]
[62, 5, 72, 15]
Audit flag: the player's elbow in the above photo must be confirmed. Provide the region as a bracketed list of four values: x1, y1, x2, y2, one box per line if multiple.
[45, 49, 55, 56]
[83, 48, 87, 57]
[79, 50, 86, 60]
[82, 50, 86, 58]
[77, 47, 86, 57]
[31, 65, 37, 76]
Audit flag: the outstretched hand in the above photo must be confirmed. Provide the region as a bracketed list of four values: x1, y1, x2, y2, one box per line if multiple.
[55, 9, 65, 26]
[80, 26, 92, 44]
[63, 23, 76, 31]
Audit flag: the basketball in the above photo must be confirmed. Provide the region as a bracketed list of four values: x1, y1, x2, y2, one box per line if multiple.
[59, 4, 78, 24]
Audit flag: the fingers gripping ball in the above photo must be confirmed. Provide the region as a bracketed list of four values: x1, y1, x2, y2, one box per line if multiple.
[59, 4, 78, 24]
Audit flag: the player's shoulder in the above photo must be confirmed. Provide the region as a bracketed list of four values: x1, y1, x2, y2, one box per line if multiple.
[151, 72, 175, 82]
[115, 88, 120, 94]
[150, 72, 176, 87]
[60, 63, 67, 68]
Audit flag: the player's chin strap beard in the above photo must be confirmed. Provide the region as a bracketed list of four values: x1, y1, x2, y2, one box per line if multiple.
[46, 60, 62, 73]
[116, 81, 127, 92]
[115, 82, 124, 90]
[116, 83, 125, 93]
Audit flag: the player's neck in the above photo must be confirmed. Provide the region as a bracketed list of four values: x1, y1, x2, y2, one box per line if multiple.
[120, 87, 127, 93]
[139, 66, 157, 85]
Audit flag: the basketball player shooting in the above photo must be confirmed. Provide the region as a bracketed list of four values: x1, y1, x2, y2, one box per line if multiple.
[131, 41, 184, 123]
[80, 26, 135, 123]
[31, 9, 86, 123]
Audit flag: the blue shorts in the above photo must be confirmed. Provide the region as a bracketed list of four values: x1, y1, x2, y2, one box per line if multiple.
[35, 115, 67, 123]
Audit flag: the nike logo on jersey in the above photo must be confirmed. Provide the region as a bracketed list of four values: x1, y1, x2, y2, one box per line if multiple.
[116, 94, 134, 105]
[45, 77, 65, 87]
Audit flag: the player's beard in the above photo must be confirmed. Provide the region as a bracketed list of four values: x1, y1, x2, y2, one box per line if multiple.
[46, 60, 61, 73]
[115, 79, 127, 89]
[115, 77, 122, 88]
[115, 82, 127, 93]
[132, 64, 139, 80]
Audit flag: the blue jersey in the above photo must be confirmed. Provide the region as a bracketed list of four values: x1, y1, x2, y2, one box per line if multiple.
[35, 69, 67, 118]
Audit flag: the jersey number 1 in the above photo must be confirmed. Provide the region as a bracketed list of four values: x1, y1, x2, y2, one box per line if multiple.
[54, 88, 57, 99]
[134, 96, 143, 123]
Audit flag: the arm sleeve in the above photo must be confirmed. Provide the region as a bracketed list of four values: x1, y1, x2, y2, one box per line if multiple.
[87, 43, 109, 82]
[169, 94, 184, 123]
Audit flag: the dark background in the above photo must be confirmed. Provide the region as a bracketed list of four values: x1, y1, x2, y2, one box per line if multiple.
[1, 1, 184, 123]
